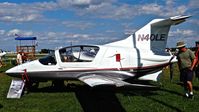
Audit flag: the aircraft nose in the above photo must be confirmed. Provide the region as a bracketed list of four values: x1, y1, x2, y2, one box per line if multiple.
[6, 65, 25, 78]
[6, 66, 21, 73]
[6, 60, 42, 78]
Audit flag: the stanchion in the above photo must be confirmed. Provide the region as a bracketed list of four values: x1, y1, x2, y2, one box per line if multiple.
[7, 69, 29, 98]
[21, 69, 30, 94]
[22, 69, 29, 82]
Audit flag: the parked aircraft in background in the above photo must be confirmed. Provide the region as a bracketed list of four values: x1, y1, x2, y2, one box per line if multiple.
[6, 15, 190, 87]
[0, 50, 6, 67]
[0, 50, 6, 57]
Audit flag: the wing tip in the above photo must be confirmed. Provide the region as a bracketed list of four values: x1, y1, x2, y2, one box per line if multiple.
[170, 15, 191, 20]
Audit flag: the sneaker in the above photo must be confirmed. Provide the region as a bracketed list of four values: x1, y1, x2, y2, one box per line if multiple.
[185, 93, 189, 98]
[189, 94, 194, 99]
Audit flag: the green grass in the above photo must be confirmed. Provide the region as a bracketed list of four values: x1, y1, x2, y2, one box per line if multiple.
[0, 63, 199, 112]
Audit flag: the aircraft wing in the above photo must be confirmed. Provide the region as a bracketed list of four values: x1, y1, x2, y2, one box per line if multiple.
[78, 74, 155, 87]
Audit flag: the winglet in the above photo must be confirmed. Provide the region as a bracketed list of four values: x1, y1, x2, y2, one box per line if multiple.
[170, 15, 191, 25]
[170, 15, 191, 20]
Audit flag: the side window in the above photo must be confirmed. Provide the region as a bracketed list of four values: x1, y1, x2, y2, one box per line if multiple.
[39, 54, 57, 65]
[59, 46, 99, 62]
[60, 48, 74, 62]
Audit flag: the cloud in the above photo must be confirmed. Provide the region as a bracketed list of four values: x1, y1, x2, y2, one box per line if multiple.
[33, 30, 116, 47]
[168, 28, 197, 47]
[0, 29, 104, 49]
[56, 0, 134, 19]
[0, 30, 5, 35]
[0, 2, 57, 22]
[0, 0, 197, 50]
[138, 2, 188, 17]
[64, 1, 188, 19]
[32, 1, 58, 11]
[166, 0, 175, 5]
[47, 32, 57, 37]
[57, 0, 92, 7]
[34, 31, 94, 43]
[7, 29, 33, 37]
[7, 29, 21, 36]
[57, 0, 115, 8]
[0, 0, 193, 22]
[189, 0, 199, 8]
[170, 29, 195, 37]
[139, 3, 162, 15]
[189, 19, 199, 26]
[0, 14, 42, 22]
[73, 2, 140, 19]
[62, 21, 95, 30]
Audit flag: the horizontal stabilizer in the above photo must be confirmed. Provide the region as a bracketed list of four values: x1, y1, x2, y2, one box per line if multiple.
[170, 15, 191, 21]
[152, 15, 191, 26]
[79, 74, 155, 87]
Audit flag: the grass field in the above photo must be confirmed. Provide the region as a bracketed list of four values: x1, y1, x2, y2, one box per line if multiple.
[0, 63, 199, 112]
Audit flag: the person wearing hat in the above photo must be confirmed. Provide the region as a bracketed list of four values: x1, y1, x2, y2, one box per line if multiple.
[176, 41, 196, 99]
[194, 41, 199, 79]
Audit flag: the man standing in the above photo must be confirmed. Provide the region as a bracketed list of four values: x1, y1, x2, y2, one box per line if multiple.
[16, 52, 22, 65]
[194, 41, 199, 79]
[176, 41, 196, 99]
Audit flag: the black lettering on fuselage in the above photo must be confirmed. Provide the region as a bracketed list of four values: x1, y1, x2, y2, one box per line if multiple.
[137, 34, 166, 41]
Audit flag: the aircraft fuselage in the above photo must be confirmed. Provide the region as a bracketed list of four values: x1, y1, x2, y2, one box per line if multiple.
[6, 45, 172, 81]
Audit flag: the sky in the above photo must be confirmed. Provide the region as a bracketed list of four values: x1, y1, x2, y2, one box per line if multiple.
[0, 0, 198, 51]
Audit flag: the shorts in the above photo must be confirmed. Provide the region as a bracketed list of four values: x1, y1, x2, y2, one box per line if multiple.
[180, 68, 193, 82]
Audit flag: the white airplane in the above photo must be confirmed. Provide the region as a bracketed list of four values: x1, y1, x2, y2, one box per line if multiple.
[0, 50, 6, 57]
[0, 50, 6, 67]
[6, 15, 190, 87]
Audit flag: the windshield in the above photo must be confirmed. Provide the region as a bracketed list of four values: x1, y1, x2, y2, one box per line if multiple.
[39, 52, 57, 65]
[59, 46, 99, 62]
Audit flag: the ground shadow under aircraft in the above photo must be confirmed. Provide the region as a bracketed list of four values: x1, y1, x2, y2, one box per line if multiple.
[176, 82, 199, 92]
[29, 84, 159, 112]
[30, 85, 129, 112]
[0, 104, 3, 109]
[28, 83, 190, 112]
[74, 86, 126, 112]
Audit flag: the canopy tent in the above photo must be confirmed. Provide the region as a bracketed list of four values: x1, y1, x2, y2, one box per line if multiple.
[15, 37, 37, 40]
[15, 36, 37, 60]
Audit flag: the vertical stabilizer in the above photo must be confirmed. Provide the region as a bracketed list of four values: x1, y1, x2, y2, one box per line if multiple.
[133, 15, 190, 54]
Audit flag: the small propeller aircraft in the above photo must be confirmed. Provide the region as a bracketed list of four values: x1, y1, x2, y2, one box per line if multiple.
[0, 50, 6, 67]
[0, 50, 6, 57]
[6, 15, 190, 87]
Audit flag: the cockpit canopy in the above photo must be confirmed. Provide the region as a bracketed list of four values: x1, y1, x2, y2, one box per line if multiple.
[38, 45, 99, 66]
[59, 45, 99, 62]
[39, 52, 57, 65]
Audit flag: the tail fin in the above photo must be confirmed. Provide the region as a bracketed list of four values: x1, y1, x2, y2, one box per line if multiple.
[134, 15, 190, 55]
